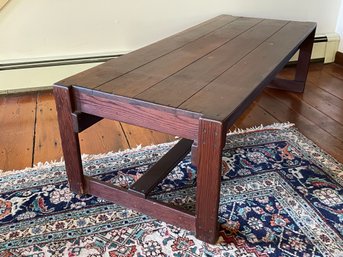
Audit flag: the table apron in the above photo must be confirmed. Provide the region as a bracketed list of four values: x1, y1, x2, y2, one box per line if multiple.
[71, 89, 200, 140]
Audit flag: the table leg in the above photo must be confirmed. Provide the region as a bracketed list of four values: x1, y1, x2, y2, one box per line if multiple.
[195, 118, 224, 244]
[294, 28, 316, 90]
[269, 28, 316, 92]
[53, 85, 85, 194]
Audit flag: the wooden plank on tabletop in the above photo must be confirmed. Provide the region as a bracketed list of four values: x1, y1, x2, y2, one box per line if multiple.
[98, 17, 262, 96]
[58, 15, 237, 89]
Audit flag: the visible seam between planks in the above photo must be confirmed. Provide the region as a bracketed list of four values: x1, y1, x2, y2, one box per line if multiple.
[309, 77, 343, 102]
[31, 92, 39, 167]
[133, 19, 266, 99]
[119, 122, 132, 149]
[176, 21, 292, 109]
[264, 90, 343, 142]
[93, 17, 240, 90]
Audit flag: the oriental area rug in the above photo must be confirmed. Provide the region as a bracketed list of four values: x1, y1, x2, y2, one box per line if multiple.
[0, 123, 342, 257]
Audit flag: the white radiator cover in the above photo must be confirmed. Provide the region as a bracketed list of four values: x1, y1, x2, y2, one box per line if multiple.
[290, 33, 340, 63]
[0, 33, 340, 94]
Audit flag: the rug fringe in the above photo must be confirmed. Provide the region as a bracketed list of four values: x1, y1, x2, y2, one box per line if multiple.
[0, 123, 294, 175]
[227, 122, 294, 136]
[0, 141, 178, 176]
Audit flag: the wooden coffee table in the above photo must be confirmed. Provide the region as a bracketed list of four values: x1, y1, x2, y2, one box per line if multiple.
[53, 15, 316, 243]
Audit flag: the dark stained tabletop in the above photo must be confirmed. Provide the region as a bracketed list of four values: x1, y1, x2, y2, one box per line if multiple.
[58, 15, 316, 121]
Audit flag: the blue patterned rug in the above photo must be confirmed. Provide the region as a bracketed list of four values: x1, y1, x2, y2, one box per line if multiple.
[0, 123, 342, 257]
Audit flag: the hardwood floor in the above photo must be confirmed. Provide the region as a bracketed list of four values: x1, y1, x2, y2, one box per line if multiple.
[0, 63, 342, 171]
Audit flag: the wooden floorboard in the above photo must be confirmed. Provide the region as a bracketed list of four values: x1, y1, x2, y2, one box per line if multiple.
[79, 119, 129, 155]
[33, 91, 63, 164]
[0, 93, 37, 171]
[120, 123, 175, 148]
[235, 101, 279, 129]
[256, 92, 343, 162]
[265, 88, 343, 141]
[0, 63, 342, 171]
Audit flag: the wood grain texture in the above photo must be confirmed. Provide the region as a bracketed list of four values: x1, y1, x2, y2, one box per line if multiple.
[180, 22, 316, 121]
[97, 17, 262, 95]
[0, 93, 36, 171]
[1, 63, 342, 171]
[72, 89, 200, 140]
[235, 101, 278, 129]
[129, 138, 192, 197]
[53, 86, 85, 194]
[79, 119, 129, 155]
[299, 82, 343, 125]
[307, 66, 343, 100]
[136, 19, 287, 106]
[265, 88, 343, 141]
[120, 122, 175, 148]
[58, 15, 237, 88]
[33, 91, 63, 164]
[195, 118, 224, 243]
[256, 92, 343, 162]
[84, 176, 196, 232]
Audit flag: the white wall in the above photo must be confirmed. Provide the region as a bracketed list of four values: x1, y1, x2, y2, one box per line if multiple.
[0, 0, 342, 63]
[336, 0, 343, 52]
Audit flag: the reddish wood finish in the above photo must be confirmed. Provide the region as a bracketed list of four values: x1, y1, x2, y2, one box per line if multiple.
[129, 138, 193, 198]
[195, 118, 224, 243]
[58, 15, 238, 88]
[71, 88, 200, 140]
[84, 176, 196, 232]
[33, 91, 63, 164]
[0, 93, 36, 171]
[54, 15, 316, 244]
[2, 63, 342, 173]
[53, 85, 85, 194]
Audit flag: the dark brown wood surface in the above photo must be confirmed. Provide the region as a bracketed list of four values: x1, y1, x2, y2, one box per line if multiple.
[136, 19, 287, 106]
[96, 17, 264, 95]
[57, 15, 315, 126]
[59, 15, 238, 88]
[195, 118, 224, 243]
[72, 89, 200, 140]
[129, 138, 193, 197]
[53, 86, 85, 194]
[84, 176, 196, 232]
[179, 21, 315, 121]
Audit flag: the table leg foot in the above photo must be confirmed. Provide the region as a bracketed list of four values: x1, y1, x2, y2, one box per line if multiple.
[195, 118, 224, 244]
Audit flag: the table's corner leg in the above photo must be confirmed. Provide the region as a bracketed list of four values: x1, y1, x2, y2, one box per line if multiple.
[294, 28, 316, 92]
[195, 118, 224, 244]
[269, 28, 316, 93]
[53, 84, 85, 195]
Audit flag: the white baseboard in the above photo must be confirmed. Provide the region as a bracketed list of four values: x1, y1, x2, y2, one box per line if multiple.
[0, 62, 103, 94]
